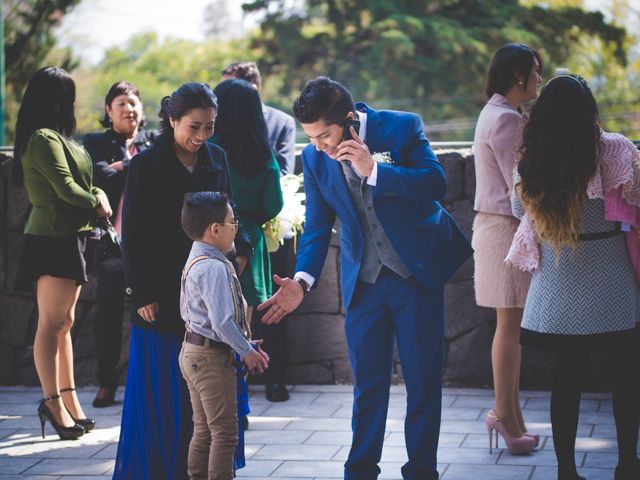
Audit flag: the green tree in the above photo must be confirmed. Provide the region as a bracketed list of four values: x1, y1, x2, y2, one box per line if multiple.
[4, 0, 81, 142]
[241, 0, 628, 140]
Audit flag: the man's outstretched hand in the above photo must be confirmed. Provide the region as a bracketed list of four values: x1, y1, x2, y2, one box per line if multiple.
[257, 275, 304, 324]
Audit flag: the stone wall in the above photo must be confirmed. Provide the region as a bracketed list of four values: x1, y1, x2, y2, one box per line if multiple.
[0, 150, 613, 390]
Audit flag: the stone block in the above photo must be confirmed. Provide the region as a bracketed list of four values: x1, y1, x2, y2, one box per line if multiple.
[16, 345, 39, 386]
[464, 155, 477, 200]
[0, 342, 17, 384]
[6, 232, 25, 293]
[287, 313, 347, 365]
[444, 279, 495, 340]
[444, 321, 494, 387]
[438, 152, 465, 202]
[332, 357, 354, 384]
[6, 174, 30, 233]
[287, 360, 334, 384]
[0, 294, 37, 347]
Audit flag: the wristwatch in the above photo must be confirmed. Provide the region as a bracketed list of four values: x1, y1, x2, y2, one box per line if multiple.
[294, 277, 310, 296]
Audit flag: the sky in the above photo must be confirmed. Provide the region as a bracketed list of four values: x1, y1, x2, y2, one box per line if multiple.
[55, 0, 632, 65]
[54, 0, 254, 64]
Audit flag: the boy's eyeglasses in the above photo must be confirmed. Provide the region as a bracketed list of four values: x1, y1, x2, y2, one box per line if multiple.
[218, 221, 239, 233]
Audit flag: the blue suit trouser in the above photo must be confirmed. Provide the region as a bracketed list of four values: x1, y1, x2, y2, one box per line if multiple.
[344, 270, 444, 480]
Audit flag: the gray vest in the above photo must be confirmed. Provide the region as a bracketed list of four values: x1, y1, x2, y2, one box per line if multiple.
[340, 161, 411, 283]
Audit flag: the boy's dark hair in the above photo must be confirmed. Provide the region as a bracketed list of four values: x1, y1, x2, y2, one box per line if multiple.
[159, 83, 218, 134]
[293, 77, 356, 126]
[101, 80, 146, 128]
[13, 66, 77, 186]
[181, 191, 230, 241]
[221, 61, 262, 91]
[485, 43, 543, 99]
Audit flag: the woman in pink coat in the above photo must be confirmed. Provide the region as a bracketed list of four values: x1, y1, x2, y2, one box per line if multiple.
[472, 44, 542, 454]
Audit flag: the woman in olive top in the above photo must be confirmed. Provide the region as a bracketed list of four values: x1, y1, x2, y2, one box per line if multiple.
[12, 67, 112, 440]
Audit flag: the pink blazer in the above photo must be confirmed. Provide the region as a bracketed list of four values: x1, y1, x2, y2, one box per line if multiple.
[473, 94, 523, 216]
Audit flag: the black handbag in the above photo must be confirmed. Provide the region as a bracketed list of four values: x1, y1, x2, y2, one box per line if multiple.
[89, 217, 123, 273]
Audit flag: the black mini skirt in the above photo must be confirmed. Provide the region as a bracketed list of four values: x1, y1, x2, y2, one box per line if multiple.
[15, 232, 95, 291]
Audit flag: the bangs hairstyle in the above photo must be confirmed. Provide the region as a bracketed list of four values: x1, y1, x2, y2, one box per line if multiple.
[13, 66, 76, 186]
[181, 191, 230, 241]
[159, 83, 218, 134]
[516, 74, 600, 252]
[101, 81, 145, 128]
[213, 79, 271, 178]
[485, 44, 543, 99]
[293, 76, 355, 126]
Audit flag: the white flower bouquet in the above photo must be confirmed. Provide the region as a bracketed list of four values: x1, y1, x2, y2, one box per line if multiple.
[263, 174, 306, 253]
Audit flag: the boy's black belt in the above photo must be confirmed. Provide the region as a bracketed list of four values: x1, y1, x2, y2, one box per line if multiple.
[184, 331, 231, 350]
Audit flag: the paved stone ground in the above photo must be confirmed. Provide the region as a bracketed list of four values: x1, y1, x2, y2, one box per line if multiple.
[0, 385, 632, 479]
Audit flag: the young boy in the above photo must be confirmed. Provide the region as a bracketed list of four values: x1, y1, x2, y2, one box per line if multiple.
[179, 191, 268, 480]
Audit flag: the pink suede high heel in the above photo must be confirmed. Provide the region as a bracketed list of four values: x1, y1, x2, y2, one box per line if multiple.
[524, 432, 540, 447]
[486, 409, 536, 455]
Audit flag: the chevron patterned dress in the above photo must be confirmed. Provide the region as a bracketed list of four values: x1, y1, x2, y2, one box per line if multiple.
[520, 198, 640, 350]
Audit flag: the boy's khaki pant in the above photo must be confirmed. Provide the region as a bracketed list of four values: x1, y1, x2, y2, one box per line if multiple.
[179, 341, 238, 480]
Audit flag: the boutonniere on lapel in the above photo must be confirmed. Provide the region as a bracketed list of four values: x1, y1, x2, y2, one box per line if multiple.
[371, 151, 393, 164]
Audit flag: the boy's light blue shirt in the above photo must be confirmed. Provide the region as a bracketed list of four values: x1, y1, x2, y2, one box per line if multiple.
[180, 241, 253, 357]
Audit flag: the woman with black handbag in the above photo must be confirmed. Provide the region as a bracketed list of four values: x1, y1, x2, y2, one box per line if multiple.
[13, 67, 112, 439]
[84, 81, 157, 408]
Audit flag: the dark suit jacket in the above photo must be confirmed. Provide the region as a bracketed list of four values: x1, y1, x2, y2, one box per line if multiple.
[296, 103, 473, 308]
[263, 104, 296, 175]
[122, 133, 253, 332]
[84, 128, 158, 219]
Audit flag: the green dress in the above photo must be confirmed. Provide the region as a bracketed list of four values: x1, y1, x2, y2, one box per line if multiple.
[225, 149, 284, 306]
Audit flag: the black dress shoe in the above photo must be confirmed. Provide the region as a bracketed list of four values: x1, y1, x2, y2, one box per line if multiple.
[92, 387, 116, 408]
[265, 382, 289, 402]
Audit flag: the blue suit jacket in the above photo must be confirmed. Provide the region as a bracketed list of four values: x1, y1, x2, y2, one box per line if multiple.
[296, 103, 473, 308]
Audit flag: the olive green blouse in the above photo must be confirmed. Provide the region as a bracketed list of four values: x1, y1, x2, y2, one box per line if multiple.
[21, 128, 104, 237]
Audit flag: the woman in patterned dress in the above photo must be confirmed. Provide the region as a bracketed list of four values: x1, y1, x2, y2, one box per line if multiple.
[509, 74, 640, 480]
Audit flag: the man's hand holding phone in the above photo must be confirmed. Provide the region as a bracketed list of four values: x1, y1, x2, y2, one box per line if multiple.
[338, 119, 374, 177]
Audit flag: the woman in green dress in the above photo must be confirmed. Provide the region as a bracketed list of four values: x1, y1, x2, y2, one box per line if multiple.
[212, 79, 284, 312]
[212, 78, 284, 471]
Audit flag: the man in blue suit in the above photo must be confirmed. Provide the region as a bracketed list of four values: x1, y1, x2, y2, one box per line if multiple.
[259, 77, 472, 480]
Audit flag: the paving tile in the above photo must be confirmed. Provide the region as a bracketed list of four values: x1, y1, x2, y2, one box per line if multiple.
[331, 445, 407, 463]
[22, 459, 113, 475]
[285, 418, 351, 431]
[235, 459, 283, 477]
[303, 431, 353, 445]
[91, 442, 118, 459]
[530, 466, 612, 480]
[450, 396, 494, 409]
[246, 429, 313, 445]
[441, 464, 533, 479]
[262, 403, 340, 418]
[436, 447, 500, 465]
[290, 385, 353, 393]
[498, 450, 584, 467]
[0, 457, 43, 474]
[0, 476, 59, 480]
[583, 451, 618, 468]
[331, 405, 405, 419]
[441, 407, 483, 421]
[253, 444, 341, 461]
[542, 436, 618, 452]
[271, 460, 344, 477]
[247, 416, 295, 430]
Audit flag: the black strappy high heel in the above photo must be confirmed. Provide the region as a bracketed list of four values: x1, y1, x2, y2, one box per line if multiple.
[38, 394, 85, 440]
[60, 387, 96, 432]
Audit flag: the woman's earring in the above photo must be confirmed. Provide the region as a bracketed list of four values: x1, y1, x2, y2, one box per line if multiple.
[517, 81, 524, 86]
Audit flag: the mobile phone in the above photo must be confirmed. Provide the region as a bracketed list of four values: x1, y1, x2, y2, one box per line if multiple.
[342, 119, 361, 141]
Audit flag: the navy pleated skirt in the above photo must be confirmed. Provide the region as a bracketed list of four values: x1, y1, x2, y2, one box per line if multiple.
[113, 325, 192, 480]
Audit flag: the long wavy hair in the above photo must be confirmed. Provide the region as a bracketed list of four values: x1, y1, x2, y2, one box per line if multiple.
[516, 74, 600, 252]
[213, 79, 271, 177]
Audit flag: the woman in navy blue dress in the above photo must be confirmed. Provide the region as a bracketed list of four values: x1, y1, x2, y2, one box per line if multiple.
[113, 83, 252, 479]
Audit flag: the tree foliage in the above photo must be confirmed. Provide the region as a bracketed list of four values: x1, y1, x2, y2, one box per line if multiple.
[4, 0, 81, 141]
[241, 0, 630, 139]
